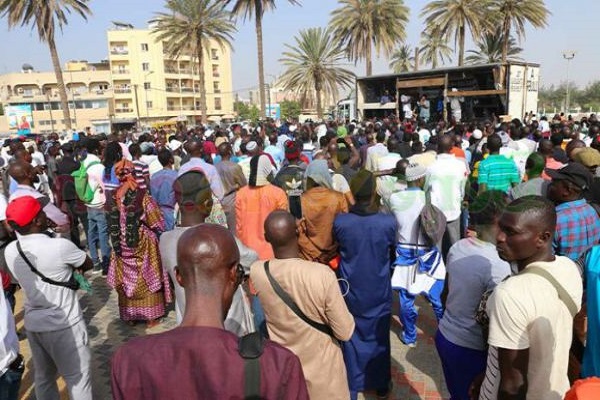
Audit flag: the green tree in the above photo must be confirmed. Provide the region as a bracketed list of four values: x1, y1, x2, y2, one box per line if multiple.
[279, 27, 355, 119]
[280, 100, 301, 120]
[234, 100, 250, 119]
[420, 0, 490, 66]
[152, 0, 236, 124]
[491, 0, 550, 64]
[419, 28, 453, 68]
[0, 0, 92, 130]
[248, 104, 261, 121]
[330, 0, 410, 76]
[223, 0, 301, 118]
[389, 45, 414, 73]
[465, 28, 523, 64]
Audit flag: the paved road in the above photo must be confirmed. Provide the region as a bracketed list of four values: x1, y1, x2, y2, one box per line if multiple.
[15, 275, 449, 399]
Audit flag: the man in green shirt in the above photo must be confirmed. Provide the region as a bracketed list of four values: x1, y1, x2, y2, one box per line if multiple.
[478, 134, 520, 193]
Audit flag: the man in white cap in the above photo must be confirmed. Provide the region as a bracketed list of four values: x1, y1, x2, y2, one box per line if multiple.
[385, 163, 446, 347]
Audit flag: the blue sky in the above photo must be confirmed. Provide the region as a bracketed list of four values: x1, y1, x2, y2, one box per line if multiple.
[0, 0, 597, 94]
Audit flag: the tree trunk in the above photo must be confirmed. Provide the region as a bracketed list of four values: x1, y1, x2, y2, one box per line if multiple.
[458, 25, 465, 66]
[315, 84, 322, 120]
[255, 13, 266, 118]
[432, 55, 438, 69]
[197, 41, 208, 125]
[48, 36, 72, 130]
[501, 16, 510, 64]
[366, 41, 372, 76]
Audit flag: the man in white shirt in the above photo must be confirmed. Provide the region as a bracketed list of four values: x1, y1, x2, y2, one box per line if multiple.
[477, 196, 583, 400]
[82, 138, 111, 274]
[387, 163, 446, 347]
[4, 196, 93, 400]
[365, 131, 389, 172]
[446, 89, 464, 122]
[425, 135, 468, 256]
[178, 138, 225, 200]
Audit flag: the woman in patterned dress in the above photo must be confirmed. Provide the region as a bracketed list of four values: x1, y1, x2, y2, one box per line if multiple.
[107, 159, 171, 327]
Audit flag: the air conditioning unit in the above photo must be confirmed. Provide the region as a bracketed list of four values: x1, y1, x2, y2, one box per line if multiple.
[17, 88, 24, 94]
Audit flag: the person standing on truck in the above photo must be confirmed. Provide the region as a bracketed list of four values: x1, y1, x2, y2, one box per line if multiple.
[419, 94, 431, 122]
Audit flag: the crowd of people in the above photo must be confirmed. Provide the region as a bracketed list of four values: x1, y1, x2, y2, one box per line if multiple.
[0, 111, 600, 399]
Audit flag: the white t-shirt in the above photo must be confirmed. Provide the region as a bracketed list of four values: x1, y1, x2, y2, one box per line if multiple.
[479, 256, 583, 400]
[5, 234, 87, 332]
[439, 238, 511, 350]
[426, 154, 468, 222]
[365, 143, 389, 172]
[159, 226, 259, 334]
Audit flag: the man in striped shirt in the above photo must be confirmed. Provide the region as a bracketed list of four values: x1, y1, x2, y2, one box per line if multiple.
[129, 143, 149, 191]
[477, 134, 520, 194]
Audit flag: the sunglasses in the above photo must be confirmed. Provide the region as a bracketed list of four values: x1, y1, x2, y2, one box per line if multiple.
[235, 263, 245, 286]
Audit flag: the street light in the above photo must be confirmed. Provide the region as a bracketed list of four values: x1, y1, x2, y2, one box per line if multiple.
[562, 51, 576, 114]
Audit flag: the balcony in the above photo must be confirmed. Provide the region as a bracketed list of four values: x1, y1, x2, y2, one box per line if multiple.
[166, 87, 180, 93]
[167, 106, 180, 111]
[115, 107, 133, 113]
[164, 67, 178, 74]
[112, 70, 130, 75]
[114, 88, 132, 94]
[212, 72, 220, 78]
[179, 69, 192, 74]
[111, 48, 129, 55]
[181, 87, 194, 93]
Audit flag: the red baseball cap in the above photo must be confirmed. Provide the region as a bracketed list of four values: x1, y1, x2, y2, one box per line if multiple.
[6, 196, 42, 227]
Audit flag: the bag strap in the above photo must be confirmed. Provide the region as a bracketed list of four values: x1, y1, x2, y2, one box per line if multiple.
[522, 266, 578, 318]
[238, 331, 264, 400]
[263, 261, 335, 338]
[16, 242, 77, 290]
[85, 161, 101, 171]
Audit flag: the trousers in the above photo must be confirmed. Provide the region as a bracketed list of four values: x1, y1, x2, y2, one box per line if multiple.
[398, 280, 444, 344]
[27, 319, 92, 400]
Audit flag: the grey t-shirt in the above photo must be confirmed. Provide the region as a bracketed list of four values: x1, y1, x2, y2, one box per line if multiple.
[159, 226, 258, 331]
[509, 177, 549, 200]
[438, 237, 511, 350]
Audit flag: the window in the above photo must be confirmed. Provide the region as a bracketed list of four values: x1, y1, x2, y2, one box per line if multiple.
[141, 43, 149, 52]
[121, 102, 128, 108]
[212, 65, 219, 77]
[142, 62, 150, 71]
[213, 81, 220, 93]
[214, 97, 222, 110]
[146, 101, 153, 109]
[211, 49, 219, 60]
[144, 82, 151, 90]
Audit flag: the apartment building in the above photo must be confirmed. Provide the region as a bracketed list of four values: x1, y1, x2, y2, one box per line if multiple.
[107, 22, 233, 127]
[0, 61, 113, 134]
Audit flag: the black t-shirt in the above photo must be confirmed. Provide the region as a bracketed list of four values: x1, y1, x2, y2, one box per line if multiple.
[56, 157, 81, 202]
[273, 165, 306, 219]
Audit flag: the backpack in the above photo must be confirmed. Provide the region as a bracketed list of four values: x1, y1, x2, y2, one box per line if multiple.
[72, 161, 100, 203]
[419, 189, 447, 246]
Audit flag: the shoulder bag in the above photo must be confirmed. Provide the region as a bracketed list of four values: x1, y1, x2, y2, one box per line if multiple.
[16, 242, 80, 291]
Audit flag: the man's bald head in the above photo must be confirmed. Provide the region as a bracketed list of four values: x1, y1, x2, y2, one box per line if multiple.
[13, 148, 32, 163]
[8, 160, 34, 184]
[264, 210, 298, 249]
[176, 224, 240, 297]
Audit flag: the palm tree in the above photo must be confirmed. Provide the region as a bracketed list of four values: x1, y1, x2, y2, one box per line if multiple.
[491, 0, 550, 64]
[465, 28, 523, 64]
[0, 0, 91, 130]
[420, 0, 491, 66]
[389, 45, 414, 73]
[330, 0, 410, 76]
[278, 27, 355, 119]
[223, 0, 301, 118]
[419, 28, 453, 69]
[152, 0, 236, 124]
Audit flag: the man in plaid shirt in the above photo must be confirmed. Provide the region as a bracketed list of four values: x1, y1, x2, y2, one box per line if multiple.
[548, 163, 600, 261]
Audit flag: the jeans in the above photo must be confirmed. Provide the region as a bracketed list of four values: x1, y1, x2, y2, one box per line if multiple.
[86, 208, 111, 267]
[398, 280, 445, 344]
[0, 368, 23, 400]
[435, 330, 487, 400]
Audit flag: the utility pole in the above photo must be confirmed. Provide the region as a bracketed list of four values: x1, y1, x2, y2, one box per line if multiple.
[69, 70, 78, 129]
[265, 83, 271, 118]
[133, 84, 141, 129]
[562, 51, 576, 114]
